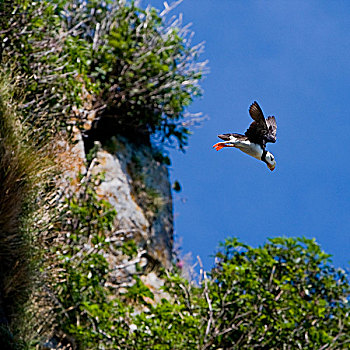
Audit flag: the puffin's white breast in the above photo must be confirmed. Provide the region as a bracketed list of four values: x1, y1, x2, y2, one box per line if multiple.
[227, 136, 263, 160]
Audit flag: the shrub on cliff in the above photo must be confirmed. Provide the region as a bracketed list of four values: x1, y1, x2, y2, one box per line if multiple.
[1, 0, 206, 149]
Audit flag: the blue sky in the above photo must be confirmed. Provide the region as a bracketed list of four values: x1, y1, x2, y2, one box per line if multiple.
[147, 0, 350, 270]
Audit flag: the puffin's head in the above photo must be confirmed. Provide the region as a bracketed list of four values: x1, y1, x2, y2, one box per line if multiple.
[265, 152, 276, 171]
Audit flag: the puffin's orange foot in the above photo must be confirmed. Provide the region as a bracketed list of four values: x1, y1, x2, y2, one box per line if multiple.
[213, 142, 225, 151]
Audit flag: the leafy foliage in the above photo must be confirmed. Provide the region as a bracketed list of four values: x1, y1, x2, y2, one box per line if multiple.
[0, 0, 77, 142]
[40, 170, 160, 349]
[44, 227, 350, 349]
[200, 237, 350, 349]
[1, 0, 205, 149]
[47, 173, 123, 347]
[128, 272, 204, 350]
[96, 2, 203, 149]
[115, 237, 350, 350]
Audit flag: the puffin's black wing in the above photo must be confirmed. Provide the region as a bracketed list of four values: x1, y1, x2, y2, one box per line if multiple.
[248, 101, 267, 126]
[244, 101, 268, 144]
[245, 101, 277, 145]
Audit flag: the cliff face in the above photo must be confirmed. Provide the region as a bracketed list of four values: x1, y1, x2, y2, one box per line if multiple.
[63, 129, 174, 270]
[91, 136, 173, 268]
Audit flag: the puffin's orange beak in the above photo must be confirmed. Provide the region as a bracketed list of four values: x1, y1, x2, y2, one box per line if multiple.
[268, 164, 276, 171]
[213, 142, 227, 151]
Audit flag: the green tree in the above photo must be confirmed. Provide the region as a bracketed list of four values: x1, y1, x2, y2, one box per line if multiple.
[197, 237, 350, 349]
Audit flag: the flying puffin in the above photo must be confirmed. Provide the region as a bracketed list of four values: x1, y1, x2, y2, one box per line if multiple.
[213, 101, 277, 171]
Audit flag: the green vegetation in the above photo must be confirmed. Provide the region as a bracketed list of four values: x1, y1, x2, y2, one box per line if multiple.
[202, 237, 350, 349]
[1, 0, 205, 149]
[117, 237, 349, 350]
[45, 173, 126, 348]
[0, 73, 48, 349]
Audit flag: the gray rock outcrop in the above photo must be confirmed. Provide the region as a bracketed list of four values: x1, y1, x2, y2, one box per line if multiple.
[62, 130, 174, 271]
[92, 136, 173, 268]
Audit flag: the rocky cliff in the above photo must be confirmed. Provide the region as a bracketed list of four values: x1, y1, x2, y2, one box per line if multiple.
[59, 126, 174, 280]
[91, 135, 174, 268]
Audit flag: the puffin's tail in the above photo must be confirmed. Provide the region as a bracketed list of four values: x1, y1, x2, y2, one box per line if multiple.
[218, 133, 243, 141]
